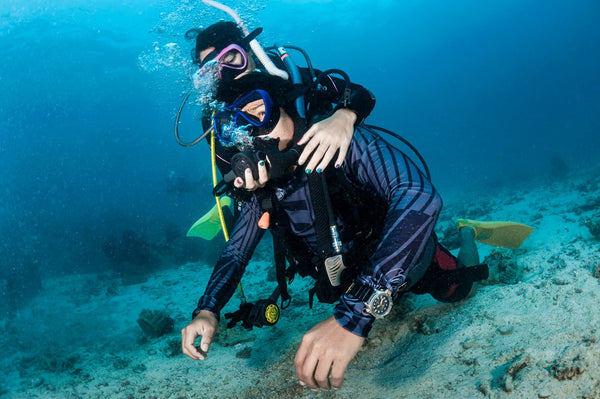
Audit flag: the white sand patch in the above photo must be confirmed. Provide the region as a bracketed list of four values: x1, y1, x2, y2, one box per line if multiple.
[2, 169, 600, 398]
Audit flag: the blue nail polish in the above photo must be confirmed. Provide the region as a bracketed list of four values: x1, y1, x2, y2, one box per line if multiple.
[335, 163, 341, 169]
[316, 168, 322, 173]
[305, 169, 311, 174]
[258, 161, 265, 166]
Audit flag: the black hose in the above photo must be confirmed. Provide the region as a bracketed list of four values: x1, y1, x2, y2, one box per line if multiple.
[364, 124, 432, 181]
[174, 91, 211, 147]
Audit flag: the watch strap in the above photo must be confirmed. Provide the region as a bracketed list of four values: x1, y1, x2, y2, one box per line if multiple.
[345, 280, 375, 302]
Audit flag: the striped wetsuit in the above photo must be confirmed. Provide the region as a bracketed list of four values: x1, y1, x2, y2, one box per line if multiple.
[194, 126, 442, 337]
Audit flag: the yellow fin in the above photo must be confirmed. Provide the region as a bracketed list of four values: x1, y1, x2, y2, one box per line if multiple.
[187, 197, 232, 240]
[456, 218, 534, 249]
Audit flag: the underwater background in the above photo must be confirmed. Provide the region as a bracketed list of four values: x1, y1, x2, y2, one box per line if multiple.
[1, 0, 600, 398]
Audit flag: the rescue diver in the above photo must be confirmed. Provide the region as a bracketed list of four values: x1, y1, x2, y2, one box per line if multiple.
[181, 73, 495, 390]
[185, 21, 376, 181]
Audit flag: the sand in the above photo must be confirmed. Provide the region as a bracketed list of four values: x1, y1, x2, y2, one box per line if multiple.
[2, 167, 600, 399]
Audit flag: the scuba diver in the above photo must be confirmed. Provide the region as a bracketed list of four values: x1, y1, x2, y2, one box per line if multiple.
[182, 21, 376, 180]
[180, 72, 535, 390]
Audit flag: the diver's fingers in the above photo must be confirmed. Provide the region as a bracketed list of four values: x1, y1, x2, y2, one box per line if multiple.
[244, 168, 258, 191]
[296, 124, 318, 146]
[304, 143, 330, 173]
[330, 357, 350, 389]
[314, 358, 333, 391]
[300, 352, 320, 390]
[181, 325, 201, 360]
[295, 337, 320, 390]
[333, 144, 348, 169]
[294, 343, 309, 385]
[314, 146, 339, 174]
[233, 176, 244, 188]
[198, 333, 213, 361]
[298, 131, 321, 167]
[257, 160, 269, 187]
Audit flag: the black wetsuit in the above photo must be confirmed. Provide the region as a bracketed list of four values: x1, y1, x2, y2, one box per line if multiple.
[194, 126, 443, 338]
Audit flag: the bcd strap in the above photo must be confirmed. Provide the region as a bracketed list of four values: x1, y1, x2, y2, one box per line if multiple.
[272, 229, 292, 309]
[307, 173, 335, 258]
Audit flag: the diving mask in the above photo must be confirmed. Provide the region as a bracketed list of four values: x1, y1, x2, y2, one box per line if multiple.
[198, 43, 249, 81]
[212, 89, 280, 148]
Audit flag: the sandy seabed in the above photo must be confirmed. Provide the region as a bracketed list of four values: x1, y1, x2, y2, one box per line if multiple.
[2, 167, 600, 399]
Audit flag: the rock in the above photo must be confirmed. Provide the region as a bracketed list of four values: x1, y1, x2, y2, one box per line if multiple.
[113, 357, 130, 370]
[583, 214, 600, 240]
[236, 347, 252, 359]
[476, 381, 490, 395]
[462, 339, 476, 349]
[498, 326, 514, 335]
[551, 277, 568, 285]
[497, 353, 531, 393]
[503, 375, 514, 392]
[30, 377, 44, 388]
[550, 347, 588, 381]
[593, 263, 600, 279]
[136, 309, 174, 338]
[132, 364, 147, 373]
[481, 249, 520, 285]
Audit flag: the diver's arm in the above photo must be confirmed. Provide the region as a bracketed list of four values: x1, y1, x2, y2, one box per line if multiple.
[297, 108, 356, 171]
[333, 127, 442, 337]
[300, 67, 376, 124]
[296, 67, 376, 172]
[193, 196, 265, 319]
[182, 201, 263, 361]
[330, 80, 376, 125]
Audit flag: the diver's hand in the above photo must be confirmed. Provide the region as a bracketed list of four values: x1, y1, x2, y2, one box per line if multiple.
[294, 316, 364, 391]
[181, 310, 218, 360]
[233, 160, 269, 191]
[297, 109, 356, 173]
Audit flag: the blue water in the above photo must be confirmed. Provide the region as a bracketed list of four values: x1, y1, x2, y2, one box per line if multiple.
[0, 0, 599, 395]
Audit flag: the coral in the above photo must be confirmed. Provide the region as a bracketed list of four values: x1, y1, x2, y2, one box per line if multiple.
[501, 354, 531, 392]
[550, 346, 588, 381]
[490, 353, 531, 393]
[583, 214, 600, 240]
[412, 314, 439, 335]
[112, 356, 130, 370]
[480, 249, 520, 285]
[236, 347, 252, 359]
[575, 198, 600, 214]
[164, 338, 181, 358]
[593, 262, 600, 279]
[136, 309, 174, 338]
[38, 352, 82, 374]
[437, 221, 461, 250]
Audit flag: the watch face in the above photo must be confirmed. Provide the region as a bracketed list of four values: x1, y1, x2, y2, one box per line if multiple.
[369, 292, 392, 318]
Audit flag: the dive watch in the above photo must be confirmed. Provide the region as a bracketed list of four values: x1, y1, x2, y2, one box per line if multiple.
[346, 281, 393, 319]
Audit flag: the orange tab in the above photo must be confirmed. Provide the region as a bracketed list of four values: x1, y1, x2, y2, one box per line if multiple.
[257, 212, 270, 229]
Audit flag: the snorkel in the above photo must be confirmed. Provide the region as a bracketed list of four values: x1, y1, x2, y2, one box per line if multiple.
[202, 0, 289, 80]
